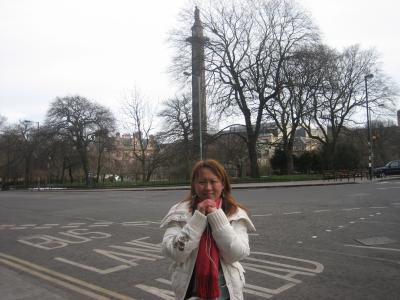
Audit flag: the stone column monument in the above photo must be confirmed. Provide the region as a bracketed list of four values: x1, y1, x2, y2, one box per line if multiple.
[187, 7, 207, 161]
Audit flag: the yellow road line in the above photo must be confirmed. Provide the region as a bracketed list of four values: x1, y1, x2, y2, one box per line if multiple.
[0, 258, 109, 300]
[0, 252, 137, 300]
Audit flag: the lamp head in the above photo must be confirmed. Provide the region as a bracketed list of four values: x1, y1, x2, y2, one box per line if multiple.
[365, 74, 374, 80]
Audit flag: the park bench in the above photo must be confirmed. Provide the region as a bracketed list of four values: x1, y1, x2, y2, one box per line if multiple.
[322, 170, 368, 181]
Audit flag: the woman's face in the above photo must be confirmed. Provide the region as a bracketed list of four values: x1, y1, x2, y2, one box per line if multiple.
[194, 167, 224, 201]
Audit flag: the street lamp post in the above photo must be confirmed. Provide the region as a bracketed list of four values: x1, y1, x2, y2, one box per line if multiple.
[364, 74, 374, 180]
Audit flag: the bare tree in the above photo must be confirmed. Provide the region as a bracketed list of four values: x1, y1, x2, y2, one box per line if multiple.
[265, 45, 325, 174]
[301, 45, 397, 169]
[158, 94, 192, 178]
[0, 125, 23, 186]
[159, 94, 192, 143]
[91, 128, 114, 183]
[122, 89, 163, 181]
[208, 133, 248, 177]
[170, 0, 318, 177]
[40, 129, 78, 184]
[45, 95, 116, 185]
[18, 121, 38, 185]
[0, 121, 39, 186]
[0, 115, 6, 130]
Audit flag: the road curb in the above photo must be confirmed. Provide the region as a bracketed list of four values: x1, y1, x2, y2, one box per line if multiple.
[19, 180, 365, 193]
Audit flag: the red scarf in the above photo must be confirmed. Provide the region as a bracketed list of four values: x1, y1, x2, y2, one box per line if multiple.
[195, 198, 221, 299]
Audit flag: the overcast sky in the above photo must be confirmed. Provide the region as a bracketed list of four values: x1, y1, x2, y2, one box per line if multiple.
[1, 0, 399, 129]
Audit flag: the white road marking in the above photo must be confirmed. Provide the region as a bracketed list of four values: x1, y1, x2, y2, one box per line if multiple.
[338, 226, 344, 229]
[88, 225, 110, 227]
[43, 224, 59, 226]
[243, 264, 302, 283]
[370, 207, 387, 209]
[349, 221, 355, 224]
[359, 218, 365, 220]
[246, 282, 295, 296]
[61, 225, 81, 228]
[135, 284, 174, 300]
[21, 224, 37, 227]
[348, 193, 370, 197]
[311, 236, 318, 239]
[33, 226, 52, 229]
[344, 245, 400, 252]
[248, 233, 259, 236]
[67, 223, 86, 225]
[10, 227, 27, 230]
[253, 214, 273, 217]
[94, 222, 114, 225]
[121, 221, 146, 224]
[314, 210, 330, 213]
[155, 278, 171, 285]
[342, 208, 361, 211]
[243, 287, 273, 298]
[284, 212, 302, 215]
[55, 257, 131, 274]
[325, 229, 332, 232]
[121, 221, 154, 226]
[243, 283, 283, 298]
[245, 252, 324, 273]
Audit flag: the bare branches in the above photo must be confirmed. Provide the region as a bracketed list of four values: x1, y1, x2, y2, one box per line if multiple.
[121, 88, 164, 181]
[45, 95, 115, 185]
[158, 94, 192, 144]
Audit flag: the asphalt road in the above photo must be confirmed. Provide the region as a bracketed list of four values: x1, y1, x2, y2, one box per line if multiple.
[0, 179, 399, 300]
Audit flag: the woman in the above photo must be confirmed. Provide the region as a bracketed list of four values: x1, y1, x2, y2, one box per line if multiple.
[161, 159, 255, 300]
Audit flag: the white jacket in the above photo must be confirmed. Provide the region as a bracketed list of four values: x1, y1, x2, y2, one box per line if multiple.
[160, 201, 256, 300]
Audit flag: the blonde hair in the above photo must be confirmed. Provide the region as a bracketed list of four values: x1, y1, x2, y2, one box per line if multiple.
[183, 159, 248, 216]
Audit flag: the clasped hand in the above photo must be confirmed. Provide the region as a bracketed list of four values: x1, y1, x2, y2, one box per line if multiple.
[197, 199, 218, 215]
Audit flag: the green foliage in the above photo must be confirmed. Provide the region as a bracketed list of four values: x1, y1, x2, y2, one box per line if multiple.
[333, 143, 361, 170]
[270, 149, 288, 174]
[319, 142, 362, 170]
[296, 151, 322, 173]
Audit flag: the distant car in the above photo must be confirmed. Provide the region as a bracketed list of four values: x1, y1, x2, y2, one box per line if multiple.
[373, 160, 400, 178]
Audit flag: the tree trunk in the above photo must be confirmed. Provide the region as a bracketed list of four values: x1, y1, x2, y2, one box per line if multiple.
[141, 158, 146, 182]
[68, 167, 73, 183]
[283, 136, 295, 175]
[96, 151, 102, 183]
[284, 147, 294, 175]
[24, 155, 32, 185]
[78, 148, 90, 186]
[61, 157, 66, 184]
[246, 138, 260, 178]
